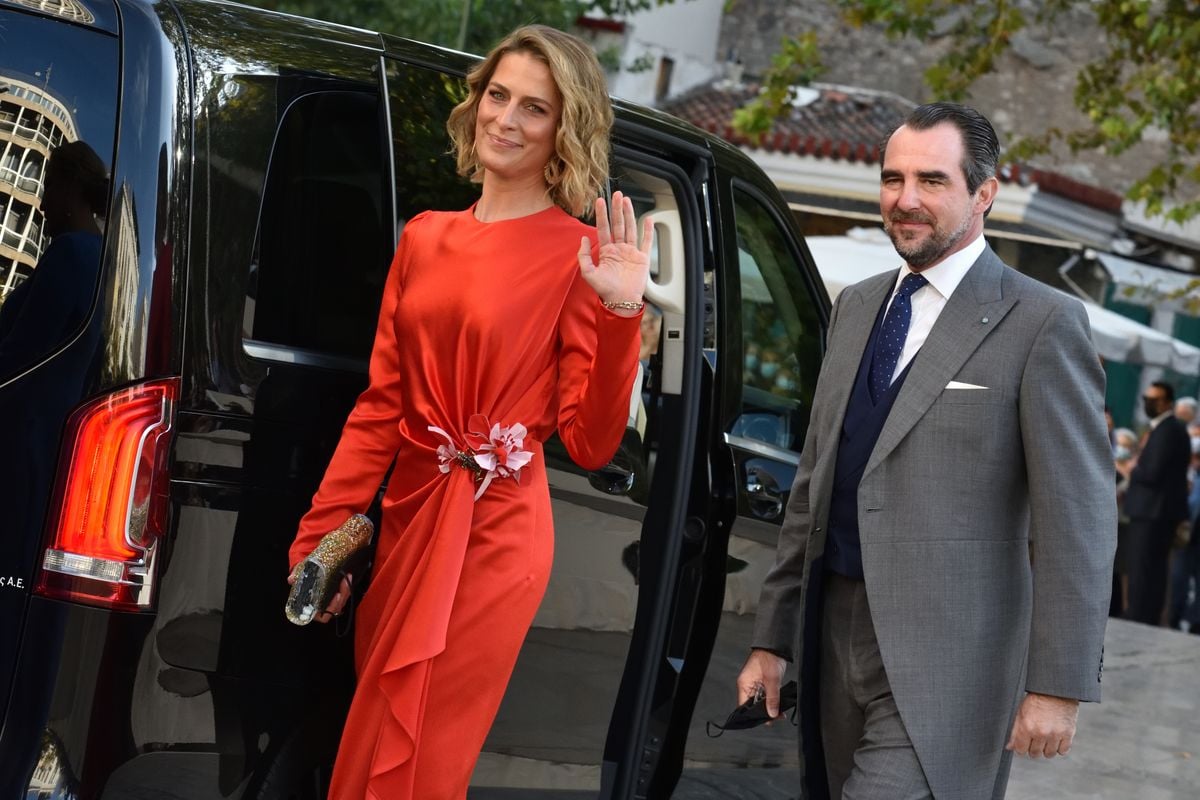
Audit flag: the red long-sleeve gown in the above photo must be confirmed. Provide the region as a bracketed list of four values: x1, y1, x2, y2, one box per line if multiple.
[287, 204, 642, 799]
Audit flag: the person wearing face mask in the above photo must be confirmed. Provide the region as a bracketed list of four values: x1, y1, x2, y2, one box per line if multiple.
[1188, 424, 1200, 482]
[758, 349, 782, 383]
[1112, 427, 1138, 467]
[744, 342, 761, 383]
[1175, 396, 1198, 425]
[1110, 426, 1139, 617]
[1168, 432, 1200, 632]
[1108, 424, 1137, 618]
[773, 366, 799, 396]
[1120, 381, 1191, 626]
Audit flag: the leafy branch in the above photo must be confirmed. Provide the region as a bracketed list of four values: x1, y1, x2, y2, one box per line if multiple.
[733, 0, 1200, 220]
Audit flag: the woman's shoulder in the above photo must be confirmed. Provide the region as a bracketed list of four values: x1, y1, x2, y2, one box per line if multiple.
[400, 208, 446, 234]
[395, 209, 464, 253]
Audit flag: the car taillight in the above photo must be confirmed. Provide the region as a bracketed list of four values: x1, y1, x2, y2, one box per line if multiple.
[35, 379, 179, 611]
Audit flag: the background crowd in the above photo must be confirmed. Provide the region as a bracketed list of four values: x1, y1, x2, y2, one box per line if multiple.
[1111, 383, 1200, 632]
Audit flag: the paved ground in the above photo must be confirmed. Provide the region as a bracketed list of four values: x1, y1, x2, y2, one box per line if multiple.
[474, 617, 1200, 798]
[673, 618, 1200, 799]
[1005, 619, 1200, 800]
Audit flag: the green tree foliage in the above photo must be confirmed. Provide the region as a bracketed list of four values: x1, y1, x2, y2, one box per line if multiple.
[729, 32, 824, 144]
[239, 1, 1197, 220]
[242, 0, 661, 54]
[735, 0, 1200, 221]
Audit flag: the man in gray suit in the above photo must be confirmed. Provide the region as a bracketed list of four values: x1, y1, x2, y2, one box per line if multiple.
[737, 103, 1116, 799]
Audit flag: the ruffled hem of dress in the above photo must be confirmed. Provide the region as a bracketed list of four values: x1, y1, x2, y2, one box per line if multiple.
[332, 469, 478, 799]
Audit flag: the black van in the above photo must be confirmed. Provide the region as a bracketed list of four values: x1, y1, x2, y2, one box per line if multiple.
[0, 0, 829, 796]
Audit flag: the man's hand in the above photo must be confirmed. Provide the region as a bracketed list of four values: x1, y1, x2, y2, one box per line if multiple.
[736, 648, 788, 719]
[1006, 692, 1079, 758]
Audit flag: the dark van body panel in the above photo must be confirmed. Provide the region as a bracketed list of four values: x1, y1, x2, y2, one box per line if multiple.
[0, 1, 188, 793]
[0, 0, 831, 796]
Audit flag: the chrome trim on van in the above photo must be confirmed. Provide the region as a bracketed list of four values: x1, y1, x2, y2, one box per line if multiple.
[723, 431, 801, 466]
[242, 339, 368, 373]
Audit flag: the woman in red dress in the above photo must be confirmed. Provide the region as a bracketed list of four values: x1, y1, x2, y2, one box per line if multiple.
[286, 24, 652, 799]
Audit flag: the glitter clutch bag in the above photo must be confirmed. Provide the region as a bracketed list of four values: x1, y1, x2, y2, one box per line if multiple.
[285, 514, 374, 626]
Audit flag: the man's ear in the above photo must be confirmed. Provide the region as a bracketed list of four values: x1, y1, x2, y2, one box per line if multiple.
[975, 176, 1000, 216]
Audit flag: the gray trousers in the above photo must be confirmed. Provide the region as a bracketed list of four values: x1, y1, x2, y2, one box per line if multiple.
[820, 572, 933, 800]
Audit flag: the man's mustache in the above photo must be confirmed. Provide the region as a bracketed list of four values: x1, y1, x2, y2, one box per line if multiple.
[889, 211, 935, 225]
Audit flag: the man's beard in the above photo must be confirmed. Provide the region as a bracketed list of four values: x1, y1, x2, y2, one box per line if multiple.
[885, 209, 973, 269]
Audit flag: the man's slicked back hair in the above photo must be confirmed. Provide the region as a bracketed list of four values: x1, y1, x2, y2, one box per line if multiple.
[882, 102, 1000, 195]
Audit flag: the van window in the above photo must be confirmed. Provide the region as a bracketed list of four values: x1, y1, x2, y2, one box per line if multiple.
[730, 185, 822, 453]
[0, 10, 118, 382]
[247, 90, 392, 364]
[677, 184, 823, 793]
[385, 60, 477, 222]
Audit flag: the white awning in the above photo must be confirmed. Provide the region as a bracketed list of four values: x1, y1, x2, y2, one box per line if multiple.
[805, 230, 900, 298]
[1122, 200, 1200, 252]
[1080, 302, 1200, 374]
[805, 233, 1200, 373]
[1094, 251, 1198, 313]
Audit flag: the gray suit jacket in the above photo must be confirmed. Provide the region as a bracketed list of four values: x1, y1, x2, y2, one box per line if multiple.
[753, 247, 1117, 799]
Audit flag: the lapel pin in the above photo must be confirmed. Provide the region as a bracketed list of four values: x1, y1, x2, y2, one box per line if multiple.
[981, 317, 989, 324]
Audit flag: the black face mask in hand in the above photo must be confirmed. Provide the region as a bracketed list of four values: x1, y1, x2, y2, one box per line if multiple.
[706, 680, 799, 737]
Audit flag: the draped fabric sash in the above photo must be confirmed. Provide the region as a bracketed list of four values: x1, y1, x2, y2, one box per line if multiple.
[352, 465, 479, 796]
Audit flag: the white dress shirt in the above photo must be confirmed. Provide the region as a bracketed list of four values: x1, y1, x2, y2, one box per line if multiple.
[883, 233, 987, 384]
[1148, 409, 1172, 430]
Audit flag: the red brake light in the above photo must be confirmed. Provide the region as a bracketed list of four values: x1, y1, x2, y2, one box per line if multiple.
[36, 379, 179, 610]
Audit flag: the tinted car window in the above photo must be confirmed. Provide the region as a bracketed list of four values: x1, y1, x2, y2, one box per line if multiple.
[385, 59, 476, 221]
[676, 183, 826, 795]
[731, 185, 822, 452]
[0, 9, 117, 382]
[246, 61, 478, 366]
[247, 90, 392, 363]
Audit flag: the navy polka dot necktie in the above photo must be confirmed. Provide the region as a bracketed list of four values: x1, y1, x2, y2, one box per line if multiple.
[870, 273, 928, 402]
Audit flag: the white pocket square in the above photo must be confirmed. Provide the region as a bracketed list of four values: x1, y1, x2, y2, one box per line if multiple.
[946, 381, 988, 390]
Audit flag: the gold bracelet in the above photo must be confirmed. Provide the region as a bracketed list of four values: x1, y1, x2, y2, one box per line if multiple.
[601, 299, 644, 311]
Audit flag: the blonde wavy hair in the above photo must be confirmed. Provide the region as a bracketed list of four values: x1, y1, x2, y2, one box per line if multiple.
[446, 25, 612, 218]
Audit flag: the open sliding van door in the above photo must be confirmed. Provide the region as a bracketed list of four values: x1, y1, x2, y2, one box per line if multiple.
[466, 120, 711, 797]
[673, 156, 831, 796]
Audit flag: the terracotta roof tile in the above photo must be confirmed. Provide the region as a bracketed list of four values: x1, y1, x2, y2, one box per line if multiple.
[1026, 168, 1124, 214]
[663, 81, 906, 163]
[661, 82, 1124, 212]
